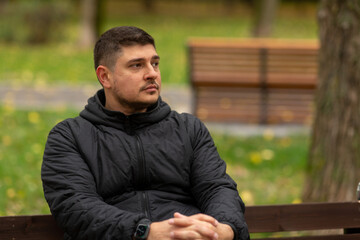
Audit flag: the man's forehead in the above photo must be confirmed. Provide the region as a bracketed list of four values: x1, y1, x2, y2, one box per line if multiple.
[120, 44, 158, 58]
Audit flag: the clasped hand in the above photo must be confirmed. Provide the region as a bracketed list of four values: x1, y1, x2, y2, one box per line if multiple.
[148, 212, 234, 240]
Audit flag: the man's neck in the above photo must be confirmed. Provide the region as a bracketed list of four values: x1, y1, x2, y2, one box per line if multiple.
[104, 100, 147, 116]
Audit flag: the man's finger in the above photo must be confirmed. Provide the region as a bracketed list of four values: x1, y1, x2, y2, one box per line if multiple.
[176, 213, 218, 227]
[171, 227, 218, 240]
[168, 217, 192, 227]
[173, 212, 186, 218]
[169, 216, 218, 240]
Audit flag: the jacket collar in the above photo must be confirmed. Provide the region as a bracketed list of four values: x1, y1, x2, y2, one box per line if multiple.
[80, 89, 171, 131]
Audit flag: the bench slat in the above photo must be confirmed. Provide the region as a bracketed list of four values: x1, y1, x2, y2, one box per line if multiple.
[188, 38, 319, 49]
[0, 215, 63, 240]
[246, 202, 360, 233]
[0, 202, 359, 239]
[194, 86, 314, 124]
[252, 233, 360, 240]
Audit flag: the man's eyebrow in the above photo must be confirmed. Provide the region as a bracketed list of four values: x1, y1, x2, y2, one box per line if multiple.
[127, 58, 144, 64]
[127, 55, 160, 64]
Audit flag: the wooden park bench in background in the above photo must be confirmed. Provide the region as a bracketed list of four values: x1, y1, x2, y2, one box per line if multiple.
[188, 38, 319, 124]
[1, 201, 359, 239]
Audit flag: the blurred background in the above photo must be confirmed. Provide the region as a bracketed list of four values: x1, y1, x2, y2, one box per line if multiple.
[0, 0, 318, 217]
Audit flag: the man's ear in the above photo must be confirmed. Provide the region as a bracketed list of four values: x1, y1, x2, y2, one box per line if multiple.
[96, 65, 111, 88]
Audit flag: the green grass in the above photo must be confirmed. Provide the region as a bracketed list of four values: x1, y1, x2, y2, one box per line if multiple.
[0, 105, 79, 215]
[0, 105, 309, 216]
[212, 133, 309, 206]
[0, 44, 94, 87]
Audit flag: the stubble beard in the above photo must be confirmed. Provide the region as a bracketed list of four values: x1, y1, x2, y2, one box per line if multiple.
[116, 95, 158, 112]
[113, 81, 160, 113]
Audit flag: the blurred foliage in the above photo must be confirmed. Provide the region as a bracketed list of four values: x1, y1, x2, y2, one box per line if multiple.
[0, 0, 72, 44]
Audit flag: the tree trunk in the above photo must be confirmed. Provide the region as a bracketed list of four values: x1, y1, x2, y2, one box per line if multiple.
[143, 0, 154, 12]
[252, 0, 279, 37]
[303, 0, 360, 202]
[224, 0, 237, 14]
[0, 0, 9, 13]
[79, 0, 104, 48]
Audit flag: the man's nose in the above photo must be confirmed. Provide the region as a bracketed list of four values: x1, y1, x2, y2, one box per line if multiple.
[144, 64, 158, 80]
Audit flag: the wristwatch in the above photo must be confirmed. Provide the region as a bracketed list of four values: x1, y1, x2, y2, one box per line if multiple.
[133, 219, 151, 240]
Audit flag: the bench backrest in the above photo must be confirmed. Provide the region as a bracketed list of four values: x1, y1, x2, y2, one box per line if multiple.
[246, 202, 360, 239]
[188, 38, 319, 124]
[0, 214, 62, 240]
[1, 202, 359, 239]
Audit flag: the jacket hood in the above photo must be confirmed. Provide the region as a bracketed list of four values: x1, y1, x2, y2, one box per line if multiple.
[80, 89, 171, 131]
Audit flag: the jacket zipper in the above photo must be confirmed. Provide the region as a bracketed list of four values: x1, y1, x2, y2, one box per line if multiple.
[135, 135, 146, 187]
[142, 191, 150, 219]
[135, 135, 151, 219]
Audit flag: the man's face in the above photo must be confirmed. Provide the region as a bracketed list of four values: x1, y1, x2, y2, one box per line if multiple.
[105, 44, 161, 114]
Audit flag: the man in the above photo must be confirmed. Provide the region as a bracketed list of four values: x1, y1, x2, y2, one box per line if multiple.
[42, 26, 249, 240]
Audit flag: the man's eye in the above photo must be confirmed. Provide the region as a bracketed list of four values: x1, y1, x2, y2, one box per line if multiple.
[131, 63, 142, 68]
[152, 62, 159, 67]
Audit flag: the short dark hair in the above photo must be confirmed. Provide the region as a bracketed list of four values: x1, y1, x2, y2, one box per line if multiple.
[93, 26, 155, 70]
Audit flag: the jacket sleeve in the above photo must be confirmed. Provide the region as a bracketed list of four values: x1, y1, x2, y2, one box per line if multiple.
[41, 120, 145, 240]
[186, 115, 250, 240]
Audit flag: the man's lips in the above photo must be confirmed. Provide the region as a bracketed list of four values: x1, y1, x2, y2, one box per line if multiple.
[145, 84, 158, 90]
[141, 83, 159, 92]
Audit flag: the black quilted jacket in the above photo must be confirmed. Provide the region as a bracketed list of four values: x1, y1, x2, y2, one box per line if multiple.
[41, 89, 249, 240]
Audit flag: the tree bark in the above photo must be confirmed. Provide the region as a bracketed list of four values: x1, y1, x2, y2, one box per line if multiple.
[0, 0, 9, 13]
[252, 0, 279, 37]
[79, 0, 104, 48]
[224, 0, 237, 14]
[143, 0, 154, 12]
[303, 0, 360, 202]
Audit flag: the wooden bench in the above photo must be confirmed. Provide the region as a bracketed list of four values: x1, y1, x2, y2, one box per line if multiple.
[1, 202, 359, 239]
[188, 38, 319, 124]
